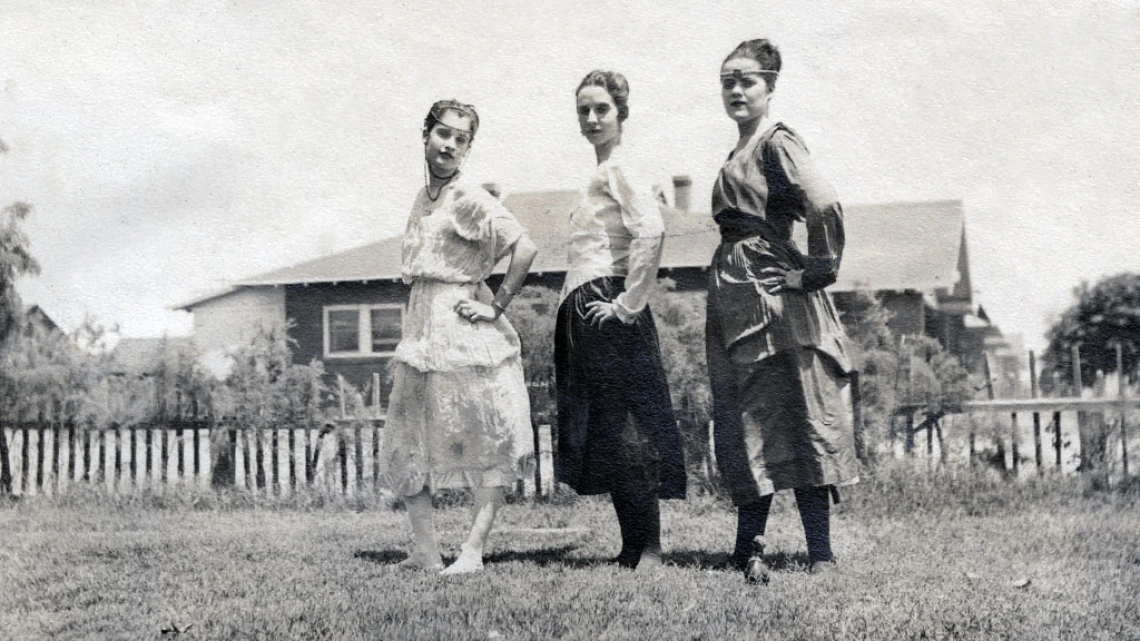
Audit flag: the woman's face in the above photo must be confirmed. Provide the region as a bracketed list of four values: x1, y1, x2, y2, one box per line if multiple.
[424, 110, 473, 177]
[720, 57, 772, 124]
[576, 85, 621, 149]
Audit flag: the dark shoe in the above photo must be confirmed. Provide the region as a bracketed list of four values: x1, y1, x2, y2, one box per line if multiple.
[743, 536, 768, 585]
[615, 547, 640, 569]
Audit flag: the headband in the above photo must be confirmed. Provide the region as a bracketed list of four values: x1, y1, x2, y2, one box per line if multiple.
[429, 99, 480, 136]
[720, 69, 779, 80]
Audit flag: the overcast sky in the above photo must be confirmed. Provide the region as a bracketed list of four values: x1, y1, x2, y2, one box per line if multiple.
[3, 0, 1139, 354]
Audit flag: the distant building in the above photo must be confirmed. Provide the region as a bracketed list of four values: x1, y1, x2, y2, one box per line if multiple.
[22, 305, 62, 337]
[176, 179, 992, 406]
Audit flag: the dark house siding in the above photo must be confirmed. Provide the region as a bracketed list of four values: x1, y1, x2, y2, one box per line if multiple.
[286, 281, 409, 408]
[285, 273, 567, 409]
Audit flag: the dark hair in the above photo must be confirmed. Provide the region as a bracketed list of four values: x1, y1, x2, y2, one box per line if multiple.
[422, 99, 480, 141]
[724, 39, 781, 91]
[576, 70, 630, 122]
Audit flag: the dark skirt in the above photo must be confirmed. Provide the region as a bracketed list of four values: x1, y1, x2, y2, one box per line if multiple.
[554, 277, 687, 499]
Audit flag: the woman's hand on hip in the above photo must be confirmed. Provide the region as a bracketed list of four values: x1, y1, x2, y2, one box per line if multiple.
[454, 299, 498, 323]
[758, 267, 804, 295]
[583, 301, 620, 327]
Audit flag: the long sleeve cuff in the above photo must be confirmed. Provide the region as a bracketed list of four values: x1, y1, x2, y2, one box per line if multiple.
[800, 256, 839, 292]
[801, 201, 844, 292]
[612, 234, 664, 323]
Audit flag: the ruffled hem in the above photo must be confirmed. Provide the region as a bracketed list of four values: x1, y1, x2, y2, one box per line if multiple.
[387, 467, 530, 498]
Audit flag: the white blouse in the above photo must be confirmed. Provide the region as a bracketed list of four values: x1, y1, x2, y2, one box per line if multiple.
[560, 148, 669, 323]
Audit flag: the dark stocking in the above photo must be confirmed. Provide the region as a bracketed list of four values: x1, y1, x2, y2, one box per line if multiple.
[611, 482, 660, 568]
[732, 494, 774, 566]
[794, 485, 833, 563]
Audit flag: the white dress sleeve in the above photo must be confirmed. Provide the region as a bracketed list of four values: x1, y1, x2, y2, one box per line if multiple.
[604, 162, 666, 323]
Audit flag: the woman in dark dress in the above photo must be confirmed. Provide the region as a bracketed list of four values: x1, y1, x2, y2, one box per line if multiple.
[706, 40, 859, 581]
[554, 70, 687, 570]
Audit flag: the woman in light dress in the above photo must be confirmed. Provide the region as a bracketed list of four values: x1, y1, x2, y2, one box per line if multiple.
[554, 70, 687, 570]
[706, 40, 858, 582]
[381, 99, 538, 575]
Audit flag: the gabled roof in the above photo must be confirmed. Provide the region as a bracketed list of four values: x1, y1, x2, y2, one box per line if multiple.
[837, 200, 965, 293]
[190, 192, 968, 304]
[24, 305, 61, 334]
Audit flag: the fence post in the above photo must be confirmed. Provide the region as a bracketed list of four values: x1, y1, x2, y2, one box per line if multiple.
[288, 428, 297, 491]
[926, 415, 934, 458]
[1010, 412, 1020, 475]
[271, 428, 280, 495]
[1117, 343, 1129, 479]
[193, 427, 202, 482]
[338, 433, 349, 493]
[354, 423, 364, 489]
[1030, 351, 1043, 474]
[904, 411, 915, 456]
[850, 371, 865, 462]
[372, 421, 381, 493]
[0, 425, 11, 495]
[52, 424, 62, 494]
[128, 427, 137, 487]
[1072, 344, 1093, 473]
[1054, 411, 1063, 469]
[67, 425, 76, 484]
[97, 429, 107, 486]
[372, 372, 381, 419]
[254, 428, 266, 490]
[304, 425, 314, 486]
[83, 429, 92, 483]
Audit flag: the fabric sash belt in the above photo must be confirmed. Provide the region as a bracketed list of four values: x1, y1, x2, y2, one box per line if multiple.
[713, 209, 786, 244]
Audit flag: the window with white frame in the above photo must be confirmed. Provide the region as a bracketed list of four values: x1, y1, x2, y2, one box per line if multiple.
[323, 304, 403, 358]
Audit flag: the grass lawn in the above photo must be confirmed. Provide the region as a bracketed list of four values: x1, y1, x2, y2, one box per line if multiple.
[2, 470, 1139, 640]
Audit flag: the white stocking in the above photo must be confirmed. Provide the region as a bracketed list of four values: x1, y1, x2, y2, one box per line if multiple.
[441, 486, 504, 575]
[398, 488, 443, 571]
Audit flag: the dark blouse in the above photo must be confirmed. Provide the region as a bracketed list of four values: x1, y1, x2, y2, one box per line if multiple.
[712, 122, 845, 292]
[708, 122, 851, 372]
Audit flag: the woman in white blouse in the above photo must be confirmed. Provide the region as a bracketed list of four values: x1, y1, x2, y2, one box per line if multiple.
[554, 70, 687, 570]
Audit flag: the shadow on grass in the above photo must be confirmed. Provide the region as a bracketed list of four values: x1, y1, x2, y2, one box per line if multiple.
[354, 546, 814, 573]
[354, 545, 605, 569]
[664, 549, 815, 573]
[355, 544, 635, 570]
[482, 548, 816, 573]
[353, 549, 409, 565]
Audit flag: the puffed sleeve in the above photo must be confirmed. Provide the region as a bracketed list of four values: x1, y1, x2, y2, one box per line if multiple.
[450, 186, 527, 262]
[767, 128, 845, 292]
[605, 162, 666, 323]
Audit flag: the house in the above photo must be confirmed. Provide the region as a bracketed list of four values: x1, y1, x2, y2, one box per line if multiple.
[23, 305, 61, 334]
[176, 179, 987, 405]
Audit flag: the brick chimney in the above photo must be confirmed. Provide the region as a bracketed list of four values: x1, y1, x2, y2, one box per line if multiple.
[672, 175, 692, 211]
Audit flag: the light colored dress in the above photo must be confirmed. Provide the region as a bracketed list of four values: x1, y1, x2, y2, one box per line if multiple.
[381, 179, 534, 497]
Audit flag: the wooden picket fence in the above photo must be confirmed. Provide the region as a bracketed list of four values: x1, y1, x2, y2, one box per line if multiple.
[887, 348, 1138, 480]
[0, 420, 556, 499]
